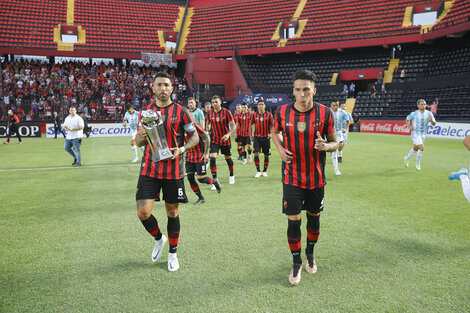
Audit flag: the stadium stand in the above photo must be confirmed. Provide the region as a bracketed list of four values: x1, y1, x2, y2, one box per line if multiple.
[0, 0, 182, 53]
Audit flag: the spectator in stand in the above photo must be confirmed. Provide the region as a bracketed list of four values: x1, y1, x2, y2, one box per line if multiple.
[342, 84, 348, 94]
[348, 82, 355, 98]
[429, 98, 438, 114]
[400, 69, 406, 82]
[377, 71, 383, 86]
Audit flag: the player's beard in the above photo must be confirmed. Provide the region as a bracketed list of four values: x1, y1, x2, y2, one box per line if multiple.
[156, 92, 170, 102]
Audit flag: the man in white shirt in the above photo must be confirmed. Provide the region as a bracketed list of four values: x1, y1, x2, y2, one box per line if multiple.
[63, 106, 84, 167]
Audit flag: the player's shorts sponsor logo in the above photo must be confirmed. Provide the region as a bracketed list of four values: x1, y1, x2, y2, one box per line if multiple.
[297, 122, 306, 132]
[283, 200, 288, 209]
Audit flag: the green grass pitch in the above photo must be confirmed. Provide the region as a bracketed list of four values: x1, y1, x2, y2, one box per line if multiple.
[1, 133, 469, 312]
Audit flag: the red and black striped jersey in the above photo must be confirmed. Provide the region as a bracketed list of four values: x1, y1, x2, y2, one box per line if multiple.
[206, 108, 234, 145]
[274, 102, 335, 189]
[236, 112, 253, 137]
[8, 114, 20, 125]
[186, 123, 208, 163]
[233, 113, 242, 136]
[251, 111, 273, 138]
[139, 102, 196, 179]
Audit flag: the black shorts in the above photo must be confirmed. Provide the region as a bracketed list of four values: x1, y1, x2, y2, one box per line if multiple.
[185, 161, 207, 176]
[235, 135, 242, 143]
[253, 137, 271, 155]
[282, 184, 324, 215]
[210, 142, 232, 156]
[136, 175, 188, 203]
[238, 136, 251, 146]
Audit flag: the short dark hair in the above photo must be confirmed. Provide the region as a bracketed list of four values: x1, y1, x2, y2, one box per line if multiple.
[127, 105, 134, 110]
[331, 98, 339, 103]
[188, 97, 196, 102]
[293, 70, 317, 84]
[155, 72, 171, 80]
[241, 102, 248, 106]
[212, 95, 221, 101]
[257, 100, 265, 105]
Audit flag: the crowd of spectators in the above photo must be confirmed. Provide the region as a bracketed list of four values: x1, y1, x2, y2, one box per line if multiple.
[1, 59, 190, 122]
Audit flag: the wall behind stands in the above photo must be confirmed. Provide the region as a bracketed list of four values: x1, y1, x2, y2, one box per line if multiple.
[186, 57, 251, 99]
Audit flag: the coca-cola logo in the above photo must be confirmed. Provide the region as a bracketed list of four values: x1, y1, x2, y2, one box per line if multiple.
[361, 123, 375, 131]
[393, 124, 409, 133]
[376, 123, 392, 132]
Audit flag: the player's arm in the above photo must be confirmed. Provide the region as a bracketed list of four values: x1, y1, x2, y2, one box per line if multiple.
[202, 131, 210, 162]
[171, 130, 199, 160]
[405, 118, 413, 131]
[314, 131, 338, 152]
[271, 127, 293, 163]
[199, 112, 205, 130]
[222, 120, 237, 141]
[342, 119, 351, 133]
[249, 121, 254, 142]
[429, 113, 436, 126]
[463, 135, 470, 151]
[135, 126, 147, 147]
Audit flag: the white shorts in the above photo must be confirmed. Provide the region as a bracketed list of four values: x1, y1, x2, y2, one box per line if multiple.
[336, 131, 344, 143]
[130, 129, 138, 140]
[343, 131, 349, 145]
[411, 133, 425, 146]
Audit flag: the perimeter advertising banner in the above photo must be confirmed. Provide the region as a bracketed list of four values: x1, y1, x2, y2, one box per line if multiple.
[360, 120, 470, 139]
[0, 124, 41, 137]
[46, 123, 132, 138]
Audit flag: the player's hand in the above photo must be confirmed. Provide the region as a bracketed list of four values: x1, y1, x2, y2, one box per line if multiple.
[314, 131, 326, 151]
[222, 134, 229, 142]
[280, 148, 293, 163]
[202, 153, 209, 163]
[170, 147, 183, 160]
[342, 129, 346, 133]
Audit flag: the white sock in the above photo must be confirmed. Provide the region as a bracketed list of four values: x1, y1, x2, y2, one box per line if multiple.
[406, 149, 416, 160]
[416, 150, 423, 162]
[132, 145, 138, 157]
[331, 151, 339, 171]
[338, 150, 342, 157]
[460, 175, 470, 202]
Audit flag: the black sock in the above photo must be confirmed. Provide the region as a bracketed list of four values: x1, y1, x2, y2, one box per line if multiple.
[141, 215, 162, 240]
[263, 156, 269, 172]
[254, 155, 260, 171]
[198, 176, 213, 185]
[306, 214, 320, 255]
[225, 158, 234, 176]
[210, 157, 217, 179]
[248, 149, 252, 155]
[287, 219, 302, 264]
[167, 216, 180, 254]
[188, 173, 202, 198]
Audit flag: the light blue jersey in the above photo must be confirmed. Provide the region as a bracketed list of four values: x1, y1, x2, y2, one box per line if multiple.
[334, 109, 350, 132]
[407, 110, 434, 137]
[124, 111, 139, 130]
[190, 108, 205, 126]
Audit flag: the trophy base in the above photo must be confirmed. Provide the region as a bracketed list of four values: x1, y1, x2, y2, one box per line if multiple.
[152, 148, 174, 162]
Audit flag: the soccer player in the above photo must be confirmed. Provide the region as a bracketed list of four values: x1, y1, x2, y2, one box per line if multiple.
[236, 102, 254, 165]
[272, 70, 338, 286]
[63, 106, 84, 167]
[53, 111, 66, 139]
[186, 123, 222, 205]
[135, 72, 199, 272]
[123, 105, 140, 163]
[250, 100, 273, 177]
[330, 100, 350, 175]
[233, 104, 243, 160]
[340, 102, 353, 150]
[403, 99, 436, 171]
[3, 109, 23, 144]
[448, 135, 470, 202]
[205, 95, 237, 185]
[188, 97, 205, 129]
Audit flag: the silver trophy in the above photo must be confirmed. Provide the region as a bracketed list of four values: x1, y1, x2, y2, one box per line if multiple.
[141, 110, 173, 162]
